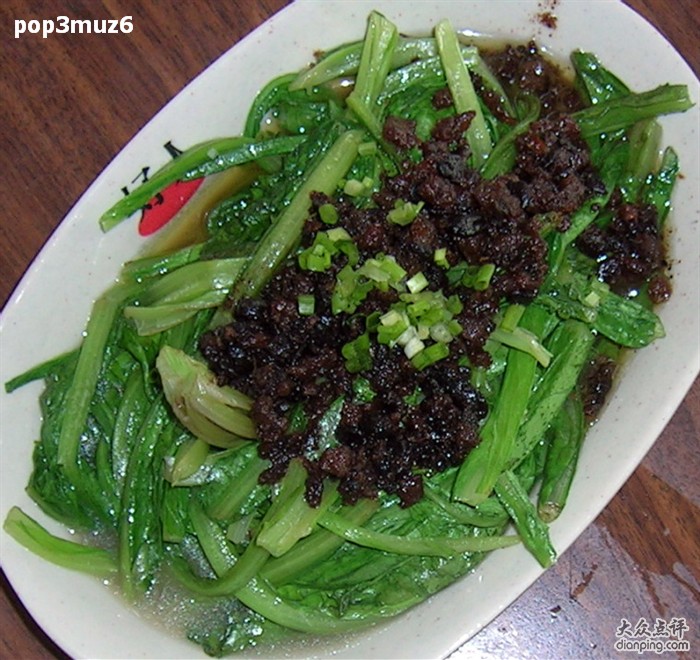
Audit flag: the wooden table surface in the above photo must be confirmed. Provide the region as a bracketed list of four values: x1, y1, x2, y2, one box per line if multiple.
[0, 1, 697, 658]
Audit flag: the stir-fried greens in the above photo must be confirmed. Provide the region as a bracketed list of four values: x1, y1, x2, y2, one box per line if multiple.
[3, 12, 693, 656]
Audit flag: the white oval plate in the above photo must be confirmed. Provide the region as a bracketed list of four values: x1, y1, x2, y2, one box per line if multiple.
[0, 1, 698, 658]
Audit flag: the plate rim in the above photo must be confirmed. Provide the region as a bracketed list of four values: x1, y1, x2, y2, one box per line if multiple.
[1, 1, 698, 658]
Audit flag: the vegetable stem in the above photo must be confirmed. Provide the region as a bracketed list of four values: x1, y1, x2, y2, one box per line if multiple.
[495, 470, 556, 568]
[3, 506, 117, 578]
[57, 283, 139, 485]
[346, 11, 399, 138]
[435, 19, 492, 164]
[573, 84, 693, 139]
[318, 510, 520, 557]
[230, 129, 364, 302]
[538, 394, 586, 522]
[453, 305, 552, 506]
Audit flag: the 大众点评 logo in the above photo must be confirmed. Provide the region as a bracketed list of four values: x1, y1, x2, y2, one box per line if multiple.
[614, 617, 690, 654]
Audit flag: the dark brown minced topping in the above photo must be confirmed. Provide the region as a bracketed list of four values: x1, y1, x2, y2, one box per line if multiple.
[199, 44, 661, 508]
[576, 195, 670, 301]
[483, 40, 583, 116]
[580, 355, 617, 421]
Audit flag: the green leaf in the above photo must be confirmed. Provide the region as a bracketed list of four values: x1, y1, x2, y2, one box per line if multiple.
[3, 507, 117, 578]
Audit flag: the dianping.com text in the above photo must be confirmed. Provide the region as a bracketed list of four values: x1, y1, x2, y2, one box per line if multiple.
[15, 16, 134, 39]
[615, 637, 690, 654]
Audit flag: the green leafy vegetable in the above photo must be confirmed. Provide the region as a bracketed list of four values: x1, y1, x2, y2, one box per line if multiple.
[4, 507, 117, 578]
[435, 18, 492, 164]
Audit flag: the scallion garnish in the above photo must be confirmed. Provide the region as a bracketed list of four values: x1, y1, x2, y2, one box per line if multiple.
[357, 141, 378, 157]
[319, 203, 339, 225]
[406, 271, 429, 293]
[500, 304, 526, 332]
[342, 332, 373, 373]
[387, 199, 425, 225]
[411, 341, 450, 370]
[297, 294, 316, 316]
[343, 176, 374, 197]
[352, 376, 377, 402]
[433, 247, 449, 268]
[490, 326, 553, 367]
[447, 261, 496, 290]
[473, 263, 496, 290]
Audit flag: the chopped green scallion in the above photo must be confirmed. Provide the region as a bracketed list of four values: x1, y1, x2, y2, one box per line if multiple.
[297, 294, 316, 316]
[357, 141, 378, 156]
[319, 203, 339, 225]
[500, 304, 526, 333]
[352, 376, 376, 402]
[403, 386, 425, 406]
[433, 247, 449, 268]
[473, 263, 496, 290]
[387, 199, 425, 225]
[343, 176, 374, 197]
[429, 322, 454, 344]
[403, 336, 426, 359]
[342, 333, 373, 373]
[411, 341, 450, 370]
[326, 227, 352, 243]
[406, 271, 429, 293]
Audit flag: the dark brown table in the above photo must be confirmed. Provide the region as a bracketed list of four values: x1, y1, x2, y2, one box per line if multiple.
[1, 1, 697, 658]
